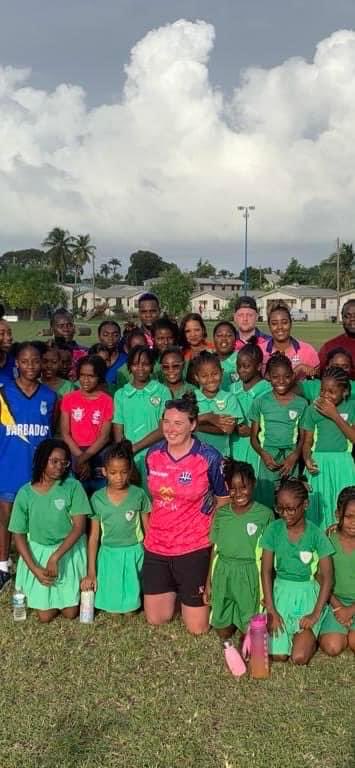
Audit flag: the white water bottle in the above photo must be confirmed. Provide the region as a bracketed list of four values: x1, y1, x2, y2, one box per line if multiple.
[80, 590, 94, 623]
[12, 588, 27, 622]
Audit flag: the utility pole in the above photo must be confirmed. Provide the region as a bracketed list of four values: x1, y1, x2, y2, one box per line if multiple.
[92, 250, 96, 312]
[336, 237, 340, 322]
[237, 205, 255, 295]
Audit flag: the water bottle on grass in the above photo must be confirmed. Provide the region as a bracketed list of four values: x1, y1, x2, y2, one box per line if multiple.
[80, 590, 94, 623]
[12, 588, 26, 622]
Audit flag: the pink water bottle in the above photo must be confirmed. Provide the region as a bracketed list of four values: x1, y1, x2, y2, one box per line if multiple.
[246, 614, 270, 679]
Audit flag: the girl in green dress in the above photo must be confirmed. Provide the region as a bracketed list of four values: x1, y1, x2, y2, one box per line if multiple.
[299, 347, 355, 403]
[41, 345, 76, 398]
[81, 441, 151, 614]
[230, 342, 271, 473]
[159, 347, 193, 398]
[319, 486, 355, 656]
[213, 321, 238, 392]
[302, 366, 355, 529]
[193, 351, 242, 458]
[9, 439, 91, 623]
[261, 478, 334, 664]
[250, 353, 307, 509]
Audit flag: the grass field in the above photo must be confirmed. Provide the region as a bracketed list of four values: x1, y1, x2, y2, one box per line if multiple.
[2, 317, 354, 768]
[8, 319, 345, 350]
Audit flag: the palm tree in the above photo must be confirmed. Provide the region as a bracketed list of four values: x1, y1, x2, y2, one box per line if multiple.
[71, 234, 96, 288]
[42, 228, 74, 283]
[320, 242, 355, 291]
[100, 263, 110, 279]
[108, 257, 122, 282]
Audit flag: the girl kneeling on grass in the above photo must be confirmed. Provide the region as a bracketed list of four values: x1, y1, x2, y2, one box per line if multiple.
[8, 439, 91, 623]
[81, 441, 151, 615]
[204, 460, 273, 675]
[319, 487, 355, 656]
[261, 478, 334, 665]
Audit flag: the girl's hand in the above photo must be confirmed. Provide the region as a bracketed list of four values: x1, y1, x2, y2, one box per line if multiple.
[238, 424, 251, 437]
[294, 364, 318, 379]
[76, 453, 88, 467]
[268, 609, 284, 635]
[305, 456, 319, 474]
[261, 450, 281, 472]
[315, 397, 338, 420]
[333, 605, 354, 627]
[218, 416, 236, 434]
[202, 582, 211, 606]
[46, 555, 58, 578]
[299, 611, 319, 630]
[279, 451, 297, 478]
[81, 575, 97, 592]
[76, 461, 91, 481]
[34, 566, 55, 587]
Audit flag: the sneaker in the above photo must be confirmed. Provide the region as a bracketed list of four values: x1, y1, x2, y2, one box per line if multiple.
[0, 570, 12, 594]
[223, 642, 247, 677]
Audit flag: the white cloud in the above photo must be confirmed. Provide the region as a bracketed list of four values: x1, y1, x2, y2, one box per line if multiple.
[0, 20, 354, 261]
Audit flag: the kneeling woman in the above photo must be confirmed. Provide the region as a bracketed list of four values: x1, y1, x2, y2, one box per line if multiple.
[143, 393, 229, 635]
[9, 439, 91, 622]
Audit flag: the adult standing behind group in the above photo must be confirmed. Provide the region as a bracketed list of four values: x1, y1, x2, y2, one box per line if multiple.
[50, 309, 87, 378]
[261, 302, 319, 379]
[142, 394, 228, 635]
[233, 296, 270, 352]
[97, 321, 127, 384]
[319, 300, 355, 376]
[0, 318, 15, 386]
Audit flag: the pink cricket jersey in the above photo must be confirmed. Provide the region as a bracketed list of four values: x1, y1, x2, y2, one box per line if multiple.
[60, 389, 113, 446]
[260, 337, 319, 378]
[145, 439, 227, 556]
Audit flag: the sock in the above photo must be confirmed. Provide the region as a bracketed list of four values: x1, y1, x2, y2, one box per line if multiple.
[0, 561, 9, 572]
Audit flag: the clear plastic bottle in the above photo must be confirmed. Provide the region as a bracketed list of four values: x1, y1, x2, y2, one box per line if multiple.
[12, 588, 27, 622]
[79, 590, 94, 623]
[249, 614, 270, 679]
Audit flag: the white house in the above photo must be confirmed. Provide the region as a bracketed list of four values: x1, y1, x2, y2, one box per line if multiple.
[257, 286, 338, 322]
[193, 277, 243, 294]
[191, 290, 234, 320]
[76, 285, 144, 315]
[339, 290, 355, 317]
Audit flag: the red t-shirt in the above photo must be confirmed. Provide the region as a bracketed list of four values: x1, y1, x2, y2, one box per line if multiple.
[60, 389, 113, 446]
[319, 333, 355, 377]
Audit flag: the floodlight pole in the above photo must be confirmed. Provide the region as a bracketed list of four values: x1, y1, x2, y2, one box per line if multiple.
[238, 205, 255, 295]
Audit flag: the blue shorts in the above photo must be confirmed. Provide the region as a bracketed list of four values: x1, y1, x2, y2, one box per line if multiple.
[0, 492, 16, 503]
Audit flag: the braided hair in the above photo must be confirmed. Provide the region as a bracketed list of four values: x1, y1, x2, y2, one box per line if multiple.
[321, 365, 350, 398]
[336, 486, 355, 529]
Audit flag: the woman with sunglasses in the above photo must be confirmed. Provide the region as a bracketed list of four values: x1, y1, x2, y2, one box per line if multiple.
[9, 439, 91, 623]
[142, 392, 229, 635]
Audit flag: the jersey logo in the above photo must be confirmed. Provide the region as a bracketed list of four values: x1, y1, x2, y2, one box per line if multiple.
[54, 499, 65, 511]
[91, 410, 102, 425]
[150, 396, 161, 407]
[247, 523, 257, 536]
[159, 486, 175, 503]
[40, 401, 48, 416]
[215, 400, 226, 411]
[288, 410, 298, 420]
[340, 413, 349, 421]
[178, 471, 192, 484]
[299, 551, 312, 564]
[72, 407, 84, 422]
[125, 510, 135, 521]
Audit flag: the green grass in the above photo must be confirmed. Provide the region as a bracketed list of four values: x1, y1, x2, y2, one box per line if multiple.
[0, 597, 353, 768]
[8, 320, 345, 350]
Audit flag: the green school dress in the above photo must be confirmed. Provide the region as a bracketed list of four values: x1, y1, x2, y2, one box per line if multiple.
[91, 485, 151, 613]
[230, 379, 272, 475]
[320, 531, 355, 635]
[113, 381, 170, 485]
[116, 363, 132, 390]
[210, 502, 274, 632]
[249, 392, 307, 508]
[9, 478, 91, 610]
[299, 379, 355, 403]
[261, 519, 334, 655]
[194, 388, 243, 457]
[302, 400, 355, 529]
[220, 352, 238, 392]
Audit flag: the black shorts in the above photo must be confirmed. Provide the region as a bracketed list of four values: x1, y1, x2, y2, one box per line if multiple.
[142, 547, 211, 607]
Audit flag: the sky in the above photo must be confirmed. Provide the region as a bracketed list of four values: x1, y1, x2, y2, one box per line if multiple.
[0, 0, 354, 276]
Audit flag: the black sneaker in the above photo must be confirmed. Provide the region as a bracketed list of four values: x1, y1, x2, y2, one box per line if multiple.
[0, 570, 11, 593]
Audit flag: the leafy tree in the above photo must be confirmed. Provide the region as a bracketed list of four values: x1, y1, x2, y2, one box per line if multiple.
[0, 249, 46, 271]
[217, 298, 235, 321]
[108, 258, 122, 282]
[151, 267, 194, 318]
[280, 258, 309, 286]
[100, 263, 110, 279]
[319, 243, 355, 290]
[217, 269, 235, 278]
[192, 259, 216, 278]
[42, 227, 75, 282]
[0, 267, 67, 320]
[126, 250, 172, 285]
[71, 234, 96, 287]
[237, 266, 266, 290]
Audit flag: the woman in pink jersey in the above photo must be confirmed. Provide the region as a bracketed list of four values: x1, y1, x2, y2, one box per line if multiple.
[261, 301, 319, 379]
[143, 392, 228, 635]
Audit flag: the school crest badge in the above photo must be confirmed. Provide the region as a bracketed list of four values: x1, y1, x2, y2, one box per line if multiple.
[150, 396, 161, 407]
[288, 410, 298, 420]
[216, 400, 226, 411]
[299, 551, 312, 564]
[125, 510, 135, 522]
[40, 401, 48, 416]
[54, 499, 65, 511]
[247, 523, 258, 536]
[340, 413, 349, 421]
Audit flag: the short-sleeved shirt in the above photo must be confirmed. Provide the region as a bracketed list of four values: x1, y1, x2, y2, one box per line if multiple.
[235, 328, 270, 352]
[168, 382, 195, 399]
[116, 362, 131, 389]
[249, 391, 307, 450]
[301, 399, 355, 452]
[195, 388, 243, 456]
[319, 333, 355, 376]
[105, 352, 128, 385]
[260, 337, 319, 378]
[0, 354, 16, 387]
[299, 379, 355, 403]
[260, 519, 334, 581]
[145, 438, 227, 556]
[0, 382, 57, 495]
[9, 477, 91, 545]
[113, 380, 170, 442]
[220, 352, 238, 391]
[61, 389, 113, 447]
[328, 531, 355, 601]
[230, 378, 272, 424]
[90, 484, 151, 547]
[211, 502, 274, 560]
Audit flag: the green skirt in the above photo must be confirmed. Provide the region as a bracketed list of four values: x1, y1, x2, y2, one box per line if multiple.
[231, 436, 261, 479]
[254, 447, 297, 509]
[15, 536, 87, 610]
[269, 577, 328, 655]
[319, 596, 355, 636]
[210, 556, 260, 633]
[95, 543, 143, 613]
[305, 451, 355, 530]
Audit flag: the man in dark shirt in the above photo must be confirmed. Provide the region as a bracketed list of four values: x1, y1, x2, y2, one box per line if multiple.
[319, 300, 355, 376]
